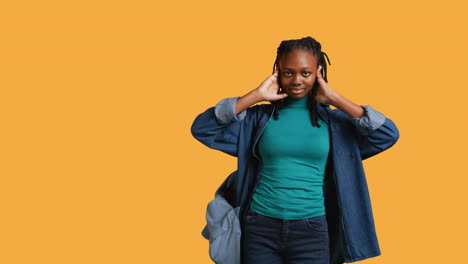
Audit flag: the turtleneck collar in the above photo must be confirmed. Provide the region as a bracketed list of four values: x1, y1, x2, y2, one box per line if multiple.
[284, 96, 309, 108]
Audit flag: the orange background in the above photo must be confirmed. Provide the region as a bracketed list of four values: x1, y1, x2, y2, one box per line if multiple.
[1, 1, 467, 263]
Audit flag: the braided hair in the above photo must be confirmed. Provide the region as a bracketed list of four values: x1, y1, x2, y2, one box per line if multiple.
[266, 36, 331, 127]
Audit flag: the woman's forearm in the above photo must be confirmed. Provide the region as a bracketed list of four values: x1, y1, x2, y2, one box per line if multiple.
[235, 89, 263, 115]
[329, 92, 365, 118]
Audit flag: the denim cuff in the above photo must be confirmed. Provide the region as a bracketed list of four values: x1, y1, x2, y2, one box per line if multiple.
[351, 105, 386, 136]
[214, 96, 247, 124]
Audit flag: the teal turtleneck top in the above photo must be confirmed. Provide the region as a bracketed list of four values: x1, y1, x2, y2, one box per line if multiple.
[249, 96, 330, 220]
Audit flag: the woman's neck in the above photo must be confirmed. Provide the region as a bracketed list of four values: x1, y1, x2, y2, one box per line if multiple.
[284, 96, 309, 108]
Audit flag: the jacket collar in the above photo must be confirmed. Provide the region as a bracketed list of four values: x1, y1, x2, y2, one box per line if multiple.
[316, 102, 330, 125]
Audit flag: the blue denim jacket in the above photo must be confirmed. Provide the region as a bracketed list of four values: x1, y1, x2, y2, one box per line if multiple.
[191, 96, 399, 264]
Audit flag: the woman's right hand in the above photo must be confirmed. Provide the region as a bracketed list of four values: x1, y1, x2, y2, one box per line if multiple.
[235, 71, 289, 115]
[255, 71, 289, 101]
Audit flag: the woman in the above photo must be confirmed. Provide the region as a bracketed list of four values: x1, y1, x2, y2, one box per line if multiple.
[191, 36, 399, 264]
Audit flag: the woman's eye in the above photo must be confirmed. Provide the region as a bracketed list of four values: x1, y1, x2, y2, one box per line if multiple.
[283, 72, 310, 76]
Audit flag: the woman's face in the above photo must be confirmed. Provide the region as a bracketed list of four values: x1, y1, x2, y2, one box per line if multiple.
[278, 49, 318, 99]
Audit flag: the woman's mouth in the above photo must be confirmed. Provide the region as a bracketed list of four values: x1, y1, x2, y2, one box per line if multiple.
[289, 88, 304, 94]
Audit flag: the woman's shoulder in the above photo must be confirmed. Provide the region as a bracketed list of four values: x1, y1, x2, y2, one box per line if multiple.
[323, 106, 357, 128]
[322, 103, 360, 120]
[327, 107, 349, 119]
[245, 102, 273, 116]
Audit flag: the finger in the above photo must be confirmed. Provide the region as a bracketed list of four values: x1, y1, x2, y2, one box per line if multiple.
[269, 73, 277, 81]
[316, 65, 323, 79]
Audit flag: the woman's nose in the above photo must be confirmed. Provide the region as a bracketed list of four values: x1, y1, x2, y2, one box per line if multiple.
[291, 75, 302, 86]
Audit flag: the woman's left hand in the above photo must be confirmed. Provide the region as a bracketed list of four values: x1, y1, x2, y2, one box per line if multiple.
[314, 65, 338, 105]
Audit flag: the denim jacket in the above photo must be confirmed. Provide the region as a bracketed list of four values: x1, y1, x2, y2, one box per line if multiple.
[191, 96, 399, 264]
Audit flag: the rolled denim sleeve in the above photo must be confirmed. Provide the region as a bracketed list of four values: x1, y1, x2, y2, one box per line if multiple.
[351, 105, 386, 136]
[214, 96, 247, 124]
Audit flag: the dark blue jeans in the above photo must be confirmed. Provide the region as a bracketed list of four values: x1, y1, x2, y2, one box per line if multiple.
[242, 209, 330, 264]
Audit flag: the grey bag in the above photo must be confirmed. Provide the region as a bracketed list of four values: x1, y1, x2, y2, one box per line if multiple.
[201, 171, 241, 264]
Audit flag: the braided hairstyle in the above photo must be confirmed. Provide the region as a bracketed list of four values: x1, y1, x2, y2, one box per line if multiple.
[266, 36, 331, 127]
